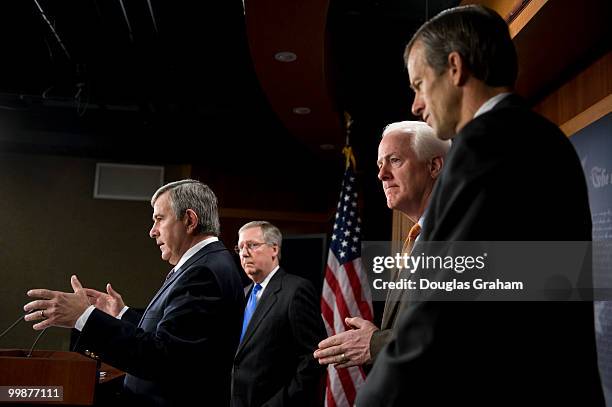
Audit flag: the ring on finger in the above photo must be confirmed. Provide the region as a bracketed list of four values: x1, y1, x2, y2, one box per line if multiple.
[41, 310, 45, 318]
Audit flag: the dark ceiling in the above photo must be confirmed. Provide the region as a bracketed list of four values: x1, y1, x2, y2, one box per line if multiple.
[329, 0, 459, 121]
[0, 0, 276, 164]
[0, 0, 458, 173]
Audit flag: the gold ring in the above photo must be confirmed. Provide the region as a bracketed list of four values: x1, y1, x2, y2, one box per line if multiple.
[341, 353, 346, 362]
[41, 310, 45, 318]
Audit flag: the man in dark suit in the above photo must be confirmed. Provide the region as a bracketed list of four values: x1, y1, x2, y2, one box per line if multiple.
[357, 5, 604, 406]
[231, 221, 326, 407]
[24, 179, 245, 406]
[313, 121, 449, 367]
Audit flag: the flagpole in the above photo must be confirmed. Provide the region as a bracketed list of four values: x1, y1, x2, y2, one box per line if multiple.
[342, 112, 356, 171]
[321, 111, 373, 407]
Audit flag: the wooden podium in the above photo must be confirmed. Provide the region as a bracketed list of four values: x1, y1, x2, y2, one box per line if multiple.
[0, 349, 97, 405]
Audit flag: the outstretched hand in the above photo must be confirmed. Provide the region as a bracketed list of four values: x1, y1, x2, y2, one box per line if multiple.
[84, 282, 125, 317]
[313, 316, 379, 368]
[24, 275, 90, 330]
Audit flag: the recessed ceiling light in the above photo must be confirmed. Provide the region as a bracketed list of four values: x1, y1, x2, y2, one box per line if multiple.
[274, 51, 297, 62]
[292, 107, 311, 115]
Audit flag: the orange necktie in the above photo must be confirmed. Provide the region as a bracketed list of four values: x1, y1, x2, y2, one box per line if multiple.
[408, 222, 421, 243]
[401, 222, 422, 255]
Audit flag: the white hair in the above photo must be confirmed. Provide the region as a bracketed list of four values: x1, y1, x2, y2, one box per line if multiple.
[382, 121, 451, 161]
[239, 221, 282, 260]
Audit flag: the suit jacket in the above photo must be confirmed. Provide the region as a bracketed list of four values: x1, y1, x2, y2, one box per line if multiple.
[77, 241, 245, 407]
[369, 237, 414, 359]
[357, 95, 604, 406]
[231, 268, 326, 407]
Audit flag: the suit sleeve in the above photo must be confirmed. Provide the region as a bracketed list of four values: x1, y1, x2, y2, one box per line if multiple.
[264, 281, 326, 407]
[369, 329, 392, 361]
[120, 308, 143, 325]
[356, 301, 441, 406]
[76, 265, 224, 381]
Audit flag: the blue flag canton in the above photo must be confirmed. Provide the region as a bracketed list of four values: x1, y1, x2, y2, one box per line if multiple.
[330, 167, 362, 263]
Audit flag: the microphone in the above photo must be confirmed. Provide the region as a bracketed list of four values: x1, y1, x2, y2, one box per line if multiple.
[0, 314, 25, 341]
[0, 313, 49, 358]
[27, 328, 49, 357]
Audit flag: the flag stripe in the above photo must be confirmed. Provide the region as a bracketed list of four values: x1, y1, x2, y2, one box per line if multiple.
[321, 295, 335, 335]
[324, 265, 353, 329]
[329, 366, 357, 406]
[322, 164, 372, 407]
[325, 375, 336, 407]
[344, 261, 374, 321]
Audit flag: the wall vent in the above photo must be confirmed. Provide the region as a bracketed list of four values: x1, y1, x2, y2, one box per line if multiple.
[94, 163, 164, 201]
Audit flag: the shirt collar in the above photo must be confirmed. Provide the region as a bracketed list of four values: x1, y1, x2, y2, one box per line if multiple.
[258, 265, 280, 291]
[173, 236, 219, 272]
[474, 92, 512, 118]
[414, 216, 424, 243]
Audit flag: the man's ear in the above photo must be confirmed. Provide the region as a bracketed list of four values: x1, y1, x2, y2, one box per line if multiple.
[447, 51, 468, 86]
[184, 209, 199, 234]
[429, 156, 444, 179]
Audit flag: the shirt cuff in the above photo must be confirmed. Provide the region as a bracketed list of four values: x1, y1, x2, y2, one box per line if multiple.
[74, 305, 95, 331]
[117, 306, 129, 319]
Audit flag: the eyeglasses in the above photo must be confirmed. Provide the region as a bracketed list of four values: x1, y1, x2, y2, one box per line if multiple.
[234, 241, 268, 255]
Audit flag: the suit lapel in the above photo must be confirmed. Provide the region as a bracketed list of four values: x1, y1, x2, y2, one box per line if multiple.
[380, 236, 428, 329]
[140, 241, 226, 323]
[236, 269, 284, 355]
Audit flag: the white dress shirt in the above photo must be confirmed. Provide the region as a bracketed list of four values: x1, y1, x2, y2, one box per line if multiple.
[253, 265, 279, 301]
[474, 92, 511, 118]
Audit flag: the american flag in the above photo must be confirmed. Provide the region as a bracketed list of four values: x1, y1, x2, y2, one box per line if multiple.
[321, 148, 374, 407]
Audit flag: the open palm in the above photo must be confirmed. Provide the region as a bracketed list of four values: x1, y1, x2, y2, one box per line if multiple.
[84, 283, 125, 317]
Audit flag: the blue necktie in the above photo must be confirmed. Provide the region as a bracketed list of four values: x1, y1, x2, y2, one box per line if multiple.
[240, 283, 262, 342]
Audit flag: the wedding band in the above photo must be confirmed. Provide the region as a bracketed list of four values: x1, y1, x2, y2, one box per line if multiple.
[41, 310, 45, 318]
[341, 353, 346, 362]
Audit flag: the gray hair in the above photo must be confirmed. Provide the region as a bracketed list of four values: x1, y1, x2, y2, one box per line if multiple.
[404, 5, 517, 88]
[239, 221, 282, 260]
[151, 179, 220, 236]
[382, 121, 450, 162]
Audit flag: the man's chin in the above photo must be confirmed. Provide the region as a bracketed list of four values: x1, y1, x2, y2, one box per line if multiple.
[246, 270, 260, 279]
[434, 125, 455, 141]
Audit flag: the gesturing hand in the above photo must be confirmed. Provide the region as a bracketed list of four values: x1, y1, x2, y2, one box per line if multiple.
[313, 316, 379, 368]
[84, 283, 125, 317]
[24, 275, 90, 330]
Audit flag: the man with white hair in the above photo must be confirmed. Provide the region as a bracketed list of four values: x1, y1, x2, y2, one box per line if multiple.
[313, 121, 449, 367]
[357, 5, 602, 406]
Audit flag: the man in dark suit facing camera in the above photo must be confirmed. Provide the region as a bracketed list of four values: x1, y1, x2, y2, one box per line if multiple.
[24, 179, 245, 406]
[357, 5, 604, 406]
[231, 221, 326, 407]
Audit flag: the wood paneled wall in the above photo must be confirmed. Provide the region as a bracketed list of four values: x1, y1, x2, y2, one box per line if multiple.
[534, 51, 612, 135]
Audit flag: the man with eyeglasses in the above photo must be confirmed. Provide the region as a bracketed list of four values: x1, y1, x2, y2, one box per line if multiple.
[231, 221, 326, 407]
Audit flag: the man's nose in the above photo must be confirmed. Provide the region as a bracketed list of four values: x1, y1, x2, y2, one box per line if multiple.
[378, 164, 391, 181]
[412, 95, 425, 118]
[149, 225, 157, 238]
